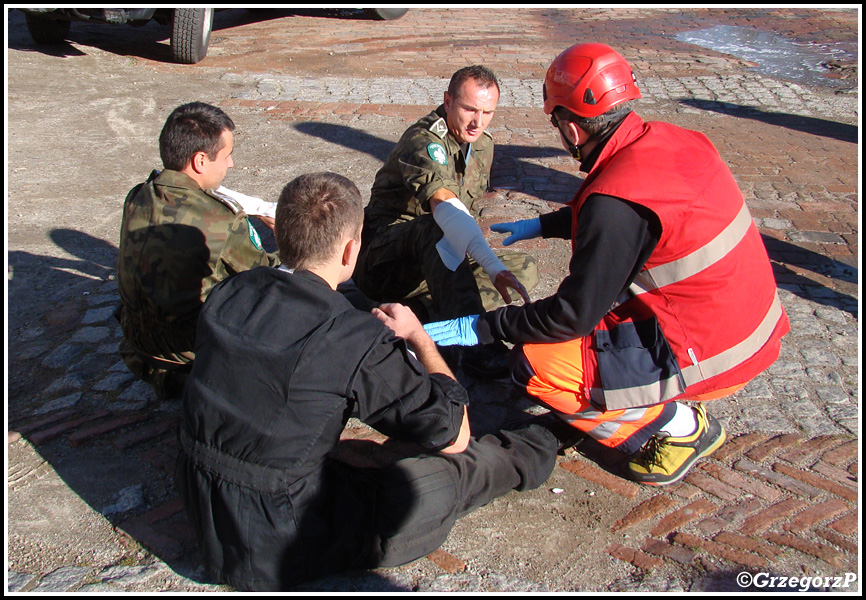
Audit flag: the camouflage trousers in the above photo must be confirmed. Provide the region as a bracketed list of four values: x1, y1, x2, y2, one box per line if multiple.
[119, 338, 190, 400]
[354, 214, 538, 323]
[115, 303, 194, 400]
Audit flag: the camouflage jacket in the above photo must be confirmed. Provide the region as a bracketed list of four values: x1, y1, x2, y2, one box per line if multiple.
[364, 105, 494, 230]
[117, 169, 278, 363]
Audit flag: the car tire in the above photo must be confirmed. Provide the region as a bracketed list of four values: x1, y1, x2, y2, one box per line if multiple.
[363, 8, 409, 21]
[24, 14, 71, 44]
[170, 8, 213, 64]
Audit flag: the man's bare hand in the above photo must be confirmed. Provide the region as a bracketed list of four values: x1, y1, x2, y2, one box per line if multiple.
[493, 270, 531, 305]
[373, 303, 426, 344]
[373, 303, 454, 378]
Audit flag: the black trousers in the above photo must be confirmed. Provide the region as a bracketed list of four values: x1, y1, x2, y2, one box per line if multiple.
[344, 423, 559, 569]
[179, 423, 559, 591]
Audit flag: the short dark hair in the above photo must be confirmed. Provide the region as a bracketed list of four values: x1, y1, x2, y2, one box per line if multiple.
[447, 65, 499, 99]
[553, 100, 634, 137]
[159, 102, 235, 171]
[275, 172, 363, 270]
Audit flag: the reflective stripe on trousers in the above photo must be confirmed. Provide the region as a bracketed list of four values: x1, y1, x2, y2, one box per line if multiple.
[514, 340, 746, 454]
[515, 338, 675, 455]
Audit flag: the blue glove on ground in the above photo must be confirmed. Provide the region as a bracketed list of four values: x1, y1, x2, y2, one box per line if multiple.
[490, 218, 542, 246]
[423, 315, 480, 346]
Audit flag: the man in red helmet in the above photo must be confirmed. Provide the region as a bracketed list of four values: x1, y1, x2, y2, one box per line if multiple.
[423, 43, 789, 486]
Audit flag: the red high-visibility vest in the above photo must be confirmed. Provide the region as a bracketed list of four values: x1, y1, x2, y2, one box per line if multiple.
[572, 112, 789, 410]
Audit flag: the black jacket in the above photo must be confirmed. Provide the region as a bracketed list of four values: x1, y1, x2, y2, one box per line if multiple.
[478, 195, 661, 345]
[175, 266, 466, 591]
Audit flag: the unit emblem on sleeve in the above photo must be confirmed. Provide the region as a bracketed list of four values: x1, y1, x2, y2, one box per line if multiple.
[248, 220, 263, 251]
[427, 143, 448, 166]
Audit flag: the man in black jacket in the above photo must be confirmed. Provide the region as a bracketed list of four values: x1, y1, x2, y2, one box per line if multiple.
[174, 172, 559, 591]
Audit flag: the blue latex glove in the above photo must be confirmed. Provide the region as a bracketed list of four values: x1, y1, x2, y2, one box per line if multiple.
[423, 315, 480, 346]
[490, 218, 542, 246]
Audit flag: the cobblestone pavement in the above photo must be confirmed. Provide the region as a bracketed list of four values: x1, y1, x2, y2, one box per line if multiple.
[6, 7, 860, 593]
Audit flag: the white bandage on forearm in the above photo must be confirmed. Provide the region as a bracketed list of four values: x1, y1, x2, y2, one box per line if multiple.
[432, 198, 506, 280]
[214, 186, 277, 218]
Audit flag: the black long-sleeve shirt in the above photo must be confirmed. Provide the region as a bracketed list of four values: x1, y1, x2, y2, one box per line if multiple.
[478, 194, 661, 344]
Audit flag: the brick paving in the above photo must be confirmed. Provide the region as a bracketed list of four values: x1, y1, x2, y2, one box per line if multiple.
[595, 431, 859, 576]
[6, 6, 859, 593]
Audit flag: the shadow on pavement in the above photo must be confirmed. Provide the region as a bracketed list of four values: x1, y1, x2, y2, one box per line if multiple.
[7, 230, 118, 338]
[293, 121, 396, 164]
[680, 99, 858, 144]
[6, 229, 207, 583]
[763, 235, 859, 317]
[292, 121, 583, 204]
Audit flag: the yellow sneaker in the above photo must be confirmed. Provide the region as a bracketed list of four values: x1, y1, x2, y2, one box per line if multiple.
[628, 404, 726, 486]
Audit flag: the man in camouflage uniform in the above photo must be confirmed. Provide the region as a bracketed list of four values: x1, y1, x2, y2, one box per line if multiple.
[353, 66, 538, 378]
[117, 102, 278, 399]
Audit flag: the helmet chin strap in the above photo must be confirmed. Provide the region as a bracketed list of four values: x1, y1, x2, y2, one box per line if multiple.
[566, 141, 582, 161]
[555, 120, 584, 161]
[562, 111, 630, 164]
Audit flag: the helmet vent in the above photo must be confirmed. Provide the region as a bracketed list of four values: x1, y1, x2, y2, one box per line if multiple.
[583, 88, 597, 105]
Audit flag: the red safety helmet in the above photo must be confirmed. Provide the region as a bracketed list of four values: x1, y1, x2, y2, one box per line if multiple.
[543, 43, 641, 118]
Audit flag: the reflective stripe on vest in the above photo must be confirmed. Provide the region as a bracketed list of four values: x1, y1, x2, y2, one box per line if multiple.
[597, 200, 784, 408]
[681, 290, 783, 386]
[625, 200, 783, 387]
[628, 202, 753, 296]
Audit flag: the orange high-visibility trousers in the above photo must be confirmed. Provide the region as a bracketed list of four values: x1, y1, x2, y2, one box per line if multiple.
[513, 339, 744, 454]
[515, 338, 671, 453]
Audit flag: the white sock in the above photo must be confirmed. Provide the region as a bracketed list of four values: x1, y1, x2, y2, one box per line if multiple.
[658, 403, 698, 438]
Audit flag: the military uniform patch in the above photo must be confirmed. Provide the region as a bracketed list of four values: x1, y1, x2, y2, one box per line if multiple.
[429, 117, 449, 139]
[248, 220, 263, 251]
[427, 143, 448, 166]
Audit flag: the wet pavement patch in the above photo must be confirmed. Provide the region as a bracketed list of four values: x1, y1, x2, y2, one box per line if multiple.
[675, 25, 857, 88]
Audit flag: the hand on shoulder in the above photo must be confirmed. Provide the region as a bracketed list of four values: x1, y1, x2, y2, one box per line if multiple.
[373, 303, 428, 346]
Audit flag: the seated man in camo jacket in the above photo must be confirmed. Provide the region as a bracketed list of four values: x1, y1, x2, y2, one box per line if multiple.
[116, 102, 278, 399]
[352, 65, 538, 379]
